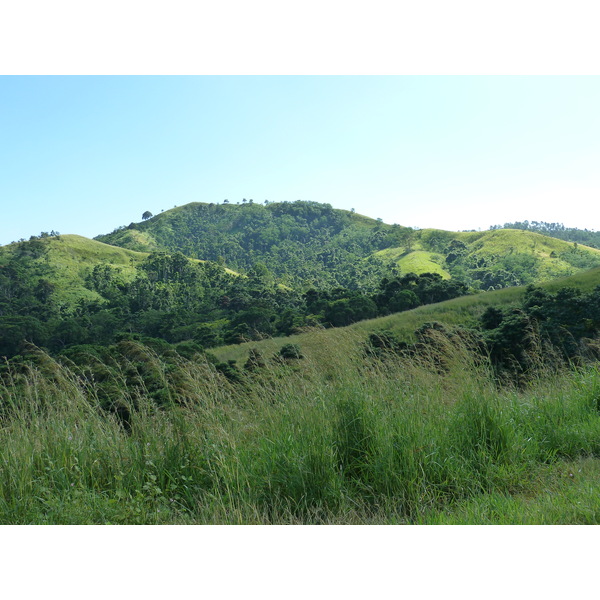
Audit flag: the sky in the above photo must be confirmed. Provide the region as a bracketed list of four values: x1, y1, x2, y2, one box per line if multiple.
[2, 75, 600, 246]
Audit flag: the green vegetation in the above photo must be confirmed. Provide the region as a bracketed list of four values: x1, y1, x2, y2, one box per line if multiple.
[96, 201, 600, 294]
[0, 234, 149, 305]
[212, 266, 600, 365]
[96, 201, 407, 289]
[4, 203, 600, 524]
[0, 234, 472, 360]
[3, 326, 600, 524]
[418, 227, 600, 290]
[375, 248, 450, 279]
[0, 236, 249, 357]
[4, 202, 600, 364]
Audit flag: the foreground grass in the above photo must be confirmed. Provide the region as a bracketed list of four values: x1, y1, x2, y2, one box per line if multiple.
[416, 457, 600, 524]
[2, 333, 600, 524]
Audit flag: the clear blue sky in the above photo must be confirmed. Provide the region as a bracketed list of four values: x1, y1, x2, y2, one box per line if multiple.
[1, 76, 599, 246]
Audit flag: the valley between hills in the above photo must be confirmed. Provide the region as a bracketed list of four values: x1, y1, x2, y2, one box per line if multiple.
[2, 200, 600, 524]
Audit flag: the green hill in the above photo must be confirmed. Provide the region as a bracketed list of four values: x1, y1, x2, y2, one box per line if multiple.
[414, 227, 600, 288]
[0, 234, 150, 305]
[0, 233, 240, 307]
[96, 201, 600, 291]
[490, 219, 600, 248]
[95, 201, 412, 289]
[0, 233, 249, 357]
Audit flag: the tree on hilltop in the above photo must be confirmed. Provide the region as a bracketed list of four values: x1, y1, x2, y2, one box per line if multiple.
[142, 211, 153, 220]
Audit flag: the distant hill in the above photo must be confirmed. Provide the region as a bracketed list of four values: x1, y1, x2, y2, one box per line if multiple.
[490, 220, 600, 249]
[96, 200, 600, 291]
[413, 227, 600, 289]
[0, 233, 243, 357]
[4, 200, 600, 361]
[0, 234, 150, 306]
[95, 201, 411, 290]
[0, 234, 239, 306]
[0, 229, 472, 359]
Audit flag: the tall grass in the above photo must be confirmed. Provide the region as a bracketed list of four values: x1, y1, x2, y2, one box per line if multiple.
[2, 332, 600, 524]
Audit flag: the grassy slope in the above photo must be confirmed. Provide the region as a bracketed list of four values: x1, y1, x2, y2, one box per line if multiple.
[213, 265, 600, 365]
[375, 247, 450, 278]
[95, 228, 162, 253]
[376, 228, 600, 280]
[0, 234, 238, 308]
[456, 228, 600, 279]
[0, 234, 150, 305]
[96, 209, 173, 251]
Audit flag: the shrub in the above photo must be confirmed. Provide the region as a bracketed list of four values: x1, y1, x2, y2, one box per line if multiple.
[245, 348, 266, 371]
[279, 344, 303, 360]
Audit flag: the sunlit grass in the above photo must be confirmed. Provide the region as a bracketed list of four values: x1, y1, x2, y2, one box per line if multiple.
[3, 329, 600, 524]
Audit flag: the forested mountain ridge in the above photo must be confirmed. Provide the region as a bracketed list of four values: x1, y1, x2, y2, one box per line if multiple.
[95, 201, 412, 289]
[96, 200, 600, 291]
